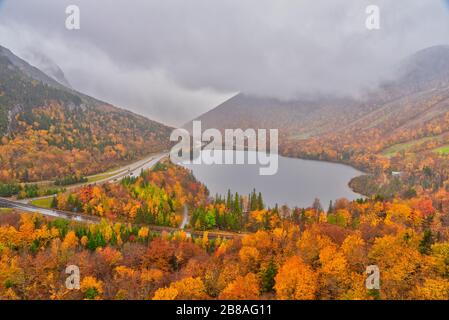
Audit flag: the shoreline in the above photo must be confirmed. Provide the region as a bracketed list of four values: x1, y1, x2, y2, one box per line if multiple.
[176, 148, 366, 208]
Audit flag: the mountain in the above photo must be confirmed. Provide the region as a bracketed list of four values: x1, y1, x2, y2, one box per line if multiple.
[0, 46, 67, 91]
[189, 45, 449, 143]
[21, 51, 72, 88]
[332, 46, 449, 137]
[189, 92, 364, 139]
[0, 45, 172, 183]
[397, 45, 449, 92]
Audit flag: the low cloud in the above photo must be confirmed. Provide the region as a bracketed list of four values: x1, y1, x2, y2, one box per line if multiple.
[0, 0, 448, 125]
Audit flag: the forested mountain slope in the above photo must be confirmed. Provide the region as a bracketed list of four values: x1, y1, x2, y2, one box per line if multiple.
[191, 46, 449, 143]
[0, 45, 172, 183]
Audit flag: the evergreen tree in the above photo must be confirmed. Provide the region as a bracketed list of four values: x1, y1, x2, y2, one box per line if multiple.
[50, 196, 58, 208]
[250, 189, 258, 210]
[257, 192, 265, 210]
[312, 198, 323, 213]
[226, 189, 232, 209]
[327, 200, 333, 214]
[260, 260, 278, 293]
[234, 192, 242, 214]
[419, 230, 435, 255]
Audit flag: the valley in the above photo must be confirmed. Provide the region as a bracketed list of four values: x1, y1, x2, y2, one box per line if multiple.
[2, 43, 449, 301]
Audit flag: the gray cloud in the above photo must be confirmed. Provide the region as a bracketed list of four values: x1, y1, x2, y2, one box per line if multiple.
[0, 0, 448, 126]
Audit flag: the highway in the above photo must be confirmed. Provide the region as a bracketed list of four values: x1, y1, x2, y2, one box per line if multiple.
[0, 153, 244, 240]
[15, 153, 168, 204]
[0, 197, 242, 240]
[17, 152, 168, 189]
[74, 153, 169, 186]
[0, 197, 100, 224]
[1, 153, 169, 223]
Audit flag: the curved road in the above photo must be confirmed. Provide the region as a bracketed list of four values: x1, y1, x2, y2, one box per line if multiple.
[0, 197, 99, 224]
[16, 153, 168, 204]
[0, 154, 243, 240]
[75, 153, 169, 186]
[1, 153, 168, 221]
[0, 197, 242, 240]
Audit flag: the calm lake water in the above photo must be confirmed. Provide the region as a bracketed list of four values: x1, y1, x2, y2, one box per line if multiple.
[177, 150, 363, 208]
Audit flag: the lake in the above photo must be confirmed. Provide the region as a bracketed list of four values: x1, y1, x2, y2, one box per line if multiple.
[176, 150, 364, 208]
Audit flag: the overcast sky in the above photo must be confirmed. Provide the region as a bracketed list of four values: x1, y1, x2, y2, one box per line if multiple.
[0, 0, 448, 126]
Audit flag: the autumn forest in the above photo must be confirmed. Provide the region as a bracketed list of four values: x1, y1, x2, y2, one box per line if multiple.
[2, 18, 449, 302]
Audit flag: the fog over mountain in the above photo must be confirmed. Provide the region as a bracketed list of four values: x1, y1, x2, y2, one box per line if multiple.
[21, 50, 72, 88]
[0, 0, 448, 126]
[190, 46, 449, 139]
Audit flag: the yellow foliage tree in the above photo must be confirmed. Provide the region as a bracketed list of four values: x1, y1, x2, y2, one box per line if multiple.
[275, 256, 317, 300]
[153, 277, 207, 300]
[415, 278, 449, 300]
[239, 246, 260, 272]
[81, 276, 104, 300]
[153, 287, 178, 300]
[219, 273, 260, 300]
[62, 231, 79, 251]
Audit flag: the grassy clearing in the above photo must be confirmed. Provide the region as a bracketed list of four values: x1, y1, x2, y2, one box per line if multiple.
[31, 197, 54, 209]
[434, 145, 449, 155]
[381, 137, 437, 158]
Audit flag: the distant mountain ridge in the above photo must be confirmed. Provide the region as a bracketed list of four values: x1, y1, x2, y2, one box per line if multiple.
[189, 45, 449, 143]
